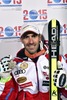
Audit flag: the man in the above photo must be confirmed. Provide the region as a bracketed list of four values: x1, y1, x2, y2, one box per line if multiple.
[13, 24, 49, 100]
[12, 23, 67, 100]
[0, 23, 49, 100]
[0, 23, 67, 100]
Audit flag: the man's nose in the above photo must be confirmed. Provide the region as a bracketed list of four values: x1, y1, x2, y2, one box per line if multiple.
[29, 37, 34, 43]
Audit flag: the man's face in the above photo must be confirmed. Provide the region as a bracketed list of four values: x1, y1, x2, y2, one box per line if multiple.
[21, 32, 41, 54]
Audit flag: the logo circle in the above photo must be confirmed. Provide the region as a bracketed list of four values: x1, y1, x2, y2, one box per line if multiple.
[5, 26, 14, 36]
[53, 0, 61, 3]
[29, 10, 38, 19]
[2, 0, 11, 4]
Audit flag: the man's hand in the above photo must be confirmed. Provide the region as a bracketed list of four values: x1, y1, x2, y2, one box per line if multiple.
[8, 60, 16, 69]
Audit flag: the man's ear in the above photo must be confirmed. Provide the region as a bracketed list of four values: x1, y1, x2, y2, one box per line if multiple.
[39, 34, 42, 41]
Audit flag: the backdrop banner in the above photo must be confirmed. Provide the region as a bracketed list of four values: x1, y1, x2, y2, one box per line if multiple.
[0, 0, 67, 63]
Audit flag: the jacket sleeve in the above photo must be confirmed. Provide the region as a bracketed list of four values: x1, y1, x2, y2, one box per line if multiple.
[0, 78, 18, 100]
[60, 88, 67, 99]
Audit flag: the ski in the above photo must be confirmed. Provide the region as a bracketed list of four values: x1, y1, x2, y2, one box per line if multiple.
[48, 19, 60, 100]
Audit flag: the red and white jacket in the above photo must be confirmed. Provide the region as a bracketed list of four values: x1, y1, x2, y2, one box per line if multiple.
[0, 48, 67, 100]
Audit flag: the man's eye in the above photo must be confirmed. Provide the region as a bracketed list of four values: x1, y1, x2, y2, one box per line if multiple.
[32, 34, 38, 37]
[25, 36, 29, 38]
[23, 36, 29, 39]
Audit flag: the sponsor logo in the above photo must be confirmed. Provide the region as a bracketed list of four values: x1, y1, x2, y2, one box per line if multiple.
[20, 62, 28, 69]
[23, 9, 47, 22]
[47, 0, 67, 7]
[17, 76, 27, 83]
[0, 0, 22, 7]
[0, 26, 22, 39]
